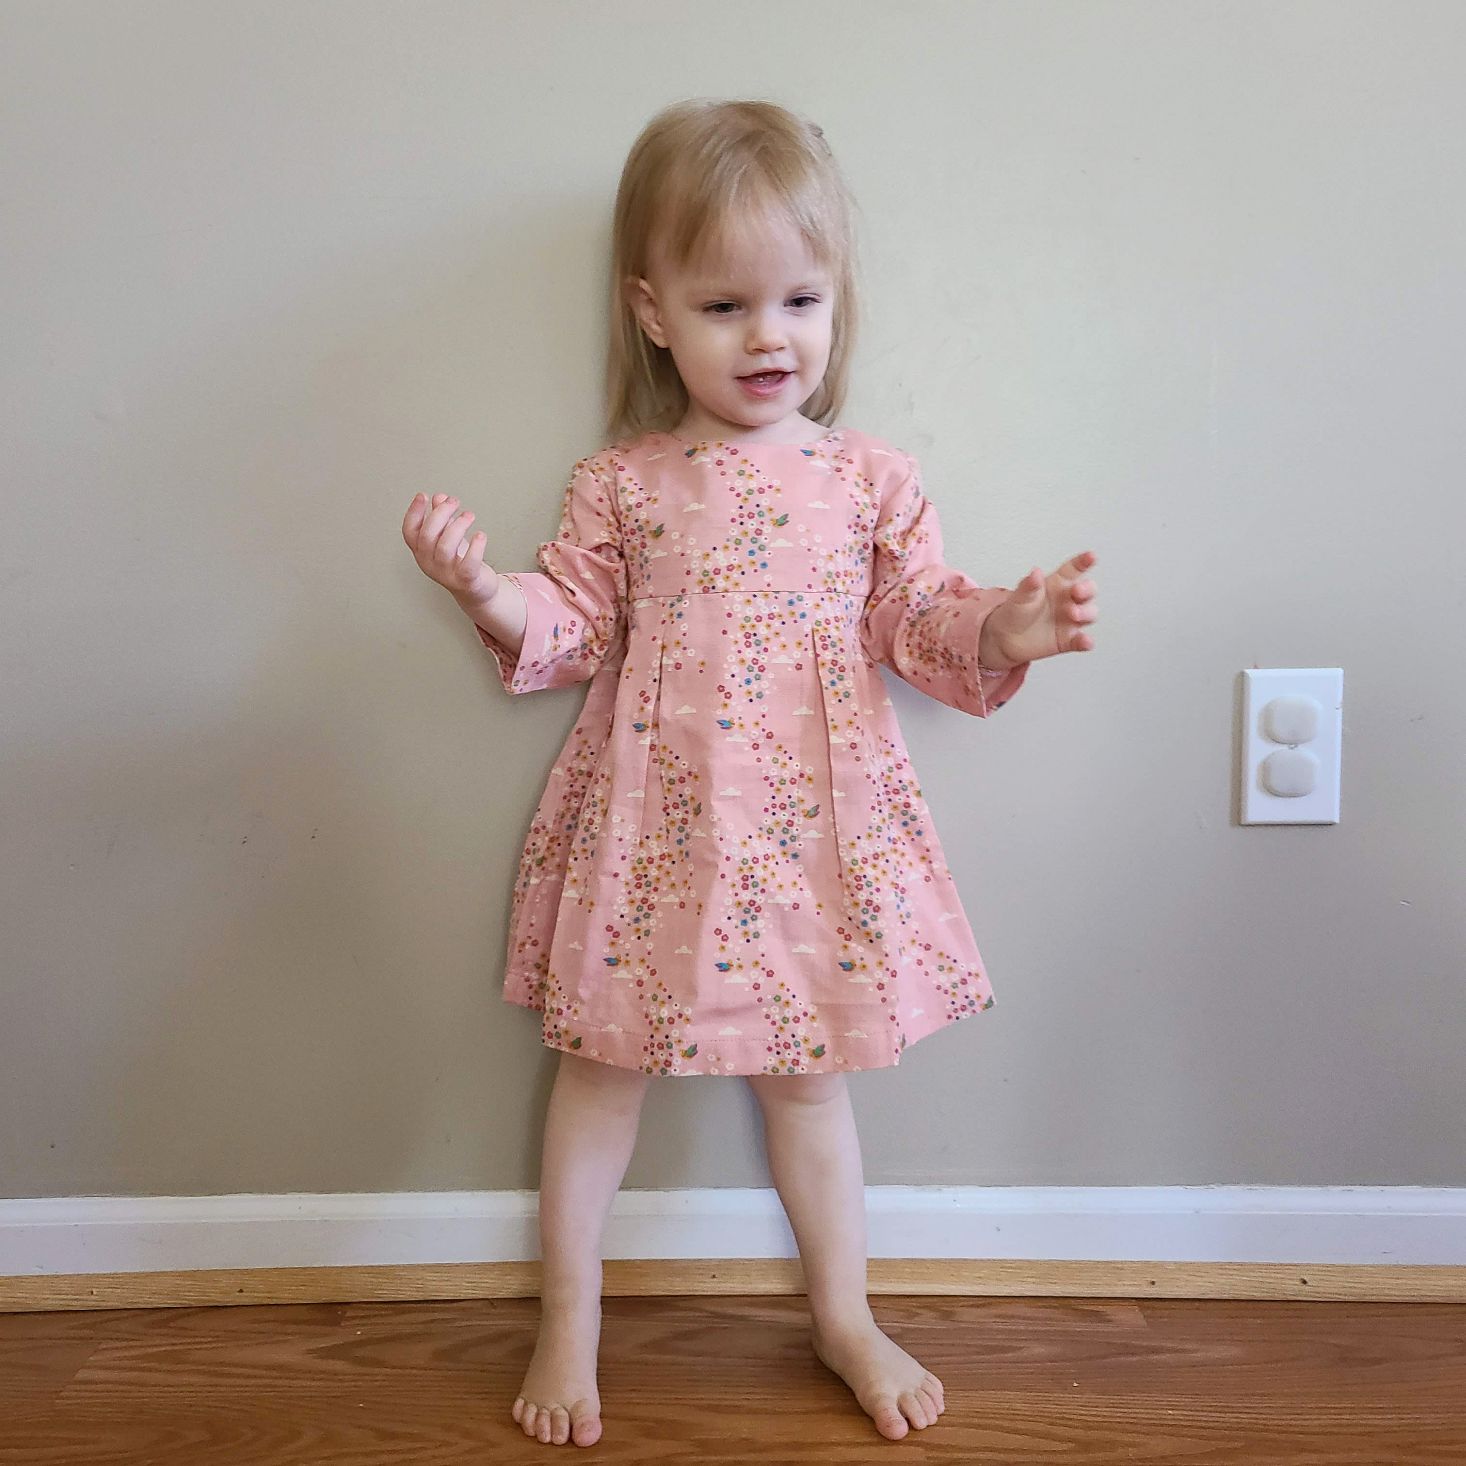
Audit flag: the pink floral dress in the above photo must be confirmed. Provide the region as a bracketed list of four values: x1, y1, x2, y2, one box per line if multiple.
[476, 426, 1029, 1077]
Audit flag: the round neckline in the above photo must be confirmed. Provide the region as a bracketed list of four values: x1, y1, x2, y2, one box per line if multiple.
[661, 426, 842, 451]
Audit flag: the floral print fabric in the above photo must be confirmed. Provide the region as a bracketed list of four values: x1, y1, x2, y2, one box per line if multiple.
[477, 427, 1029, 1076]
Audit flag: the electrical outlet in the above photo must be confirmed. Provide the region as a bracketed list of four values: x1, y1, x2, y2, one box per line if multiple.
[1241, 668, 1342, 825]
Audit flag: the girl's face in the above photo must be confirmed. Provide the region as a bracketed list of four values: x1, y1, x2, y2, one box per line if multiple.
[629, 213, 835, 443]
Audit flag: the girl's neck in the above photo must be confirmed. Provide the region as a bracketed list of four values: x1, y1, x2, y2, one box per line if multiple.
[670, 411, 831, 447]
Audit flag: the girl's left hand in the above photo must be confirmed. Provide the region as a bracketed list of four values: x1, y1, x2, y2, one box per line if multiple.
[978, 551, 1099, 668]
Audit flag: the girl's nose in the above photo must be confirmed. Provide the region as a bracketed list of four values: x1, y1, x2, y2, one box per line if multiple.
[746, 309, 789, 352]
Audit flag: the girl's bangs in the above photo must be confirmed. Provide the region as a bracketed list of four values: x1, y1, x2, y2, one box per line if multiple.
[665, 174, 842, 278]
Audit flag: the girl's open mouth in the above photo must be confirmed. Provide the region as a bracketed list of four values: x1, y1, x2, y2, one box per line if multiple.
[739, 371, 791, 398]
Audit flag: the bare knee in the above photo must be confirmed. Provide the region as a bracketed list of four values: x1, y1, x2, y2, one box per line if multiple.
[556, 1050, 652, 1104]
[746, 1070, 847, 1110]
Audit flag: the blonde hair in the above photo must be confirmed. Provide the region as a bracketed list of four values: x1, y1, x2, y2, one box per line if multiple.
[605, 98, 861, 445]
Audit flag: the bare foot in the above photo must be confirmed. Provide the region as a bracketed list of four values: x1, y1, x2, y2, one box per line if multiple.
[811, 1316, 946, 1441]
[511, 1303, 603, 1447]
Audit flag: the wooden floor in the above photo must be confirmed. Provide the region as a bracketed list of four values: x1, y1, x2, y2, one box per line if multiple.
[2, 1294, 1464, 1463]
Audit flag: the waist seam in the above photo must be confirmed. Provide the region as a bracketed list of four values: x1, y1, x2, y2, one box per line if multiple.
[629, 590, 862, 605]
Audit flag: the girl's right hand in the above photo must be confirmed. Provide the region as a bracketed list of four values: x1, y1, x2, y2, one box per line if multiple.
[402, 492, 499, 606]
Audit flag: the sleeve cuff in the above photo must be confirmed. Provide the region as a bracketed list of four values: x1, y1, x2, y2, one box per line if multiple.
[894, 592, 1032, 716]
[971, 658, 1030, 714]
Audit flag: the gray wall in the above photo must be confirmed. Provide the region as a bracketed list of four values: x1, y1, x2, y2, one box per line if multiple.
[4, 0, 1462, 1199]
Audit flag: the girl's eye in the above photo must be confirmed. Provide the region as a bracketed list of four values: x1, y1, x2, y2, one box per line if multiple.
[703, 296, 821, 315]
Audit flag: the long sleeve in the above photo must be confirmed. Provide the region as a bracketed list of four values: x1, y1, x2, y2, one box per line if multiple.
[476, 456, 627, 693]
[858, 452, 1029, 716]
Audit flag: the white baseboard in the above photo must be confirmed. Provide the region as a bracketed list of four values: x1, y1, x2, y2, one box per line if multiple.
[2, 1186, 1463, 1277]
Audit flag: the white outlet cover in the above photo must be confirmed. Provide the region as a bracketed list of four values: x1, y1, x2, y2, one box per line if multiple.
[1242, 668, 1342, 825]
[1261, 746, 1319, 796]
[1263, 693, 1320, 745]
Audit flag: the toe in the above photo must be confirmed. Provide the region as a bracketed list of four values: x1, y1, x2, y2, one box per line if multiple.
[569, 1401, 603, 1448]
[519, 1402, 538, 1438]
[923, 1371, 945, 1409]
[872, 1395, 909, 1439]
[918, 1384, 943, 1421]
[535, 1409, 552, 1443]
[550, 1407, 571, 1445]
[512, 1396, 526, 1425]
[899, 1389, 929, 1429]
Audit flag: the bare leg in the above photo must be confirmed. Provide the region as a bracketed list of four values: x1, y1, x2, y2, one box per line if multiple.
[513, 1050, 650, 1447]
[746, 1071, 945, 1441]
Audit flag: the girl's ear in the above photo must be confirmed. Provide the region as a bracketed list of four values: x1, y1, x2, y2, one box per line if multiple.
[625, 275, 669, 350]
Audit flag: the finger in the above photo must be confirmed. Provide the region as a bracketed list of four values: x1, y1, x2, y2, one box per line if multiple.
[434, 508, 475, 567]
[1055, 551, 1096, 584]
[417, 493, 453, 543]
[452, 529, 486, 572]
[402, 493, 427, 547]
[457, 534, 498, 601]
[426, 494, 459, 529]
[455, 529, 487, 571]
[421, 497, 462, 554]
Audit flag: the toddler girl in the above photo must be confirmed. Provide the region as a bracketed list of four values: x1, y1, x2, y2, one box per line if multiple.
[403, 98, 1098, 1448]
